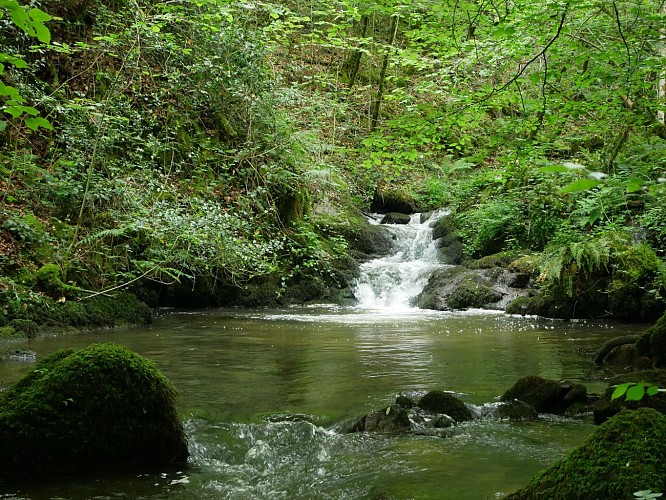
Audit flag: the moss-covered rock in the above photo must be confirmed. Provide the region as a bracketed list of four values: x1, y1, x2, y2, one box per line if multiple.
[0, 292, 152, 339]
[506, 408, 666, 499]
[418, 391, 473, 422]
[501, 376, 587, 415]
[465, 251, 519, 270]
[495, 400, 539, 421]
[0, 343, 188, 475]
[447, 275, 502, 309]
[414, 266, 511, 311]
[34, 264, 70, 299]
[504, 295, 534, 315]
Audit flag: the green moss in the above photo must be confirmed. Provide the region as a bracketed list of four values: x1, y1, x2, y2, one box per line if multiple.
[465, 251, 519, 270]
[447, 275, 501, 309]
[506, 408, 666, 499]
[637, 311, 666, 366]
[0, 292, 152, 338]
[34, 264, 69, 299]
[0, 343, 188, 475]
[505, 295, 534, 315]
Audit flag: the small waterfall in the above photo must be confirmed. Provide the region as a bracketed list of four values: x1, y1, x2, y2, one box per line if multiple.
[353, 211, 446, 311]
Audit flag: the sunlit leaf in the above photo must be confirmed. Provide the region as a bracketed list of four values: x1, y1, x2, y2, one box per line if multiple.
[625, 384, 645, 401]
[611, 383, 631, 401]
[647, 385, 659, 397]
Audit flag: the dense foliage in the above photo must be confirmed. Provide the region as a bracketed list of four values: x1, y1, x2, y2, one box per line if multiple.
[1, 0, 665, 323]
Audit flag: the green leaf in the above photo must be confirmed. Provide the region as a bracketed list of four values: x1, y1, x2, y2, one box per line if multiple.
[24, 116, 53, 131]
[647, 385, 659, 397]
[33, 22, 51, 44]
[625, 384, 645, 401]
[0, 53, 27, 68]
[611, 383, 631, 401]
[28, 7, 52, 23]
[561, 178, 601, 193]
[0, 120, 6, 131]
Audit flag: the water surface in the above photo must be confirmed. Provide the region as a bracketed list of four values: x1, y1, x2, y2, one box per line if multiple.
[0, 306, 643, 499]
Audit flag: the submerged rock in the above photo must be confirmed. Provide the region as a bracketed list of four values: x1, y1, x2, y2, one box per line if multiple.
[0, 343, 188, 475]
[505, 408, 666, 499]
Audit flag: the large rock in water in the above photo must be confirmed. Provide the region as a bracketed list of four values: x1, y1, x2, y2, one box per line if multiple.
[505, 408, 666, 499]
[500, 376, 587, 415]
[0, 343, 188, 475]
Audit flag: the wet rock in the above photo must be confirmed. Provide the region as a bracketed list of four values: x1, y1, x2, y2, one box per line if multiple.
[350, 404, 411, 433]
[2, 349, 37, 362]
[418, 391, 473, 422]
[0, 343, 188, 475]
[413, 267, 505, 311]
[495, 400, 539, 421]
[501, 376, 587, 415]
[431, 215, 463, 265]
[506, 408, 666, 499]
[593, 370, 666, 424]
[371, 190, 416, 214]
[395, 394, 416, 408]
[380, 212, 411, 225]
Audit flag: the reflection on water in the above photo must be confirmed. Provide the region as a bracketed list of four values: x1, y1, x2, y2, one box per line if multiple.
[0, 307, 646, 499]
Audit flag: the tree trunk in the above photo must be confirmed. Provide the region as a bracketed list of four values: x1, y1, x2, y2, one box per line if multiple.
[593, 335, 637, 366]
[370, 15, 399, 132]
[347, 15, 369, 92]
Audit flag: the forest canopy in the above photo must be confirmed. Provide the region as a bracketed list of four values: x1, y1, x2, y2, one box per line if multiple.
[1, 0, 665, 325]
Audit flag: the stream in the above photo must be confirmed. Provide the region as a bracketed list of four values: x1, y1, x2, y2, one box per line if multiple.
[0, 215, 648, 499]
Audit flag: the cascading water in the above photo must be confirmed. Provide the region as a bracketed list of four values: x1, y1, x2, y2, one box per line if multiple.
[353, 210, 447, 310]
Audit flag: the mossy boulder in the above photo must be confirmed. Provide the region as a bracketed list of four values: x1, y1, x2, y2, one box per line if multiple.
[0, 343, 188, 475]
[505, 408, 666, 499]
[35, 264, 71, 299]
[418, 391, 473, 422]
[495, 400, 539, 421]
[446, 275, 502, 310]
[414, 267, 505, 311]
[501, 376, 587, 415]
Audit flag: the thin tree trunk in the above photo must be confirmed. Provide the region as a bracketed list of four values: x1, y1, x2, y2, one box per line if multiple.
[658, 3, 666, 125]
[347, 15, 369, 92]
[370, 15, 398, 132]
